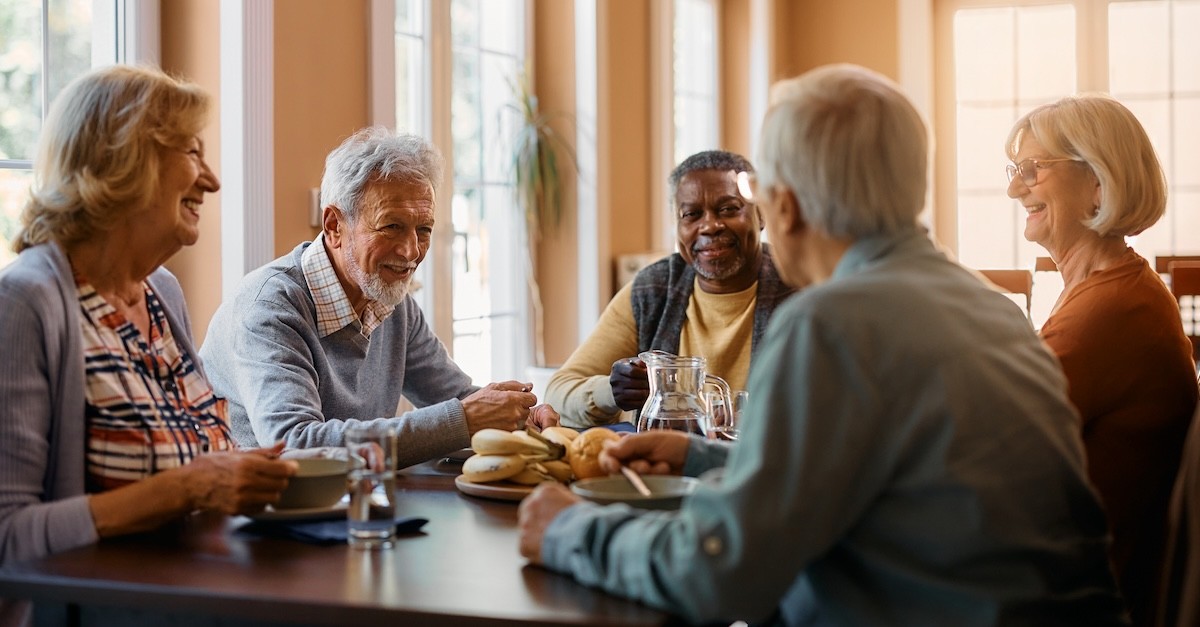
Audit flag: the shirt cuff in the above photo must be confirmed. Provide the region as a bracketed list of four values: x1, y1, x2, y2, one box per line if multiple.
[681, 436, 730, 477]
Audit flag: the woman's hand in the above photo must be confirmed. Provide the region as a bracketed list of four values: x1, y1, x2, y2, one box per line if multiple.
[184, 443, 298, 515]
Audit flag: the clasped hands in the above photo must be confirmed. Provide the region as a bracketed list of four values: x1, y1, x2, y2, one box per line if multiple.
[462, 380, 561, 432]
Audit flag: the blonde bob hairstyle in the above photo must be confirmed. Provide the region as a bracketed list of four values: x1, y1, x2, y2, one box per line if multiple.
[756, 64, 928, 240]
[1005, 95, 1165, 237]
[15, 65, 211, 253]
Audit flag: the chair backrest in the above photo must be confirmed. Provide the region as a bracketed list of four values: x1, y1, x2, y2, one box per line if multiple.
[1169, 261, 1200, 364]
[1156, 255, 1200, 274]
[1034, 256, 1058, 272]
[979, 269, 1034, 320]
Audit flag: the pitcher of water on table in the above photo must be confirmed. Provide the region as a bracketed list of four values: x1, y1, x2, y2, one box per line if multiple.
[636, 351, 733, 439]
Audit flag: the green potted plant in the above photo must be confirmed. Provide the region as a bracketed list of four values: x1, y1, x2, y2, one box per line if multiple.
[506, 68, 578, 369]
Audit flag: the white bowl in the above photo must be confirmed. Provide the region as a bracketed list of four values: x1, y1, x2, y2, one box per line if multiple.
[276, 458, 350, 510]
[570, 475, 700, 510]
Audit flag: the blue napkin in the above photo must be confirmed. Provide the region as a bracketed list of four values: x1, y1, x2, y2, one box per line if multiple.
[238, 516, 428, 546]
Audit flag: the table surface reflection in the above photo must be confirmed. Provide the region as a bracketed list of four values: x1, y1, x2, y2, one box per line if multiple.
[0, 460, 673, 626]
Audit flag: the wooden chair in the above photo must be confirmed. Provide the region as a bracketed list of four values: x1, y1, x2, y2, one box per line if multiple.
[979, 269, 1034, 320]
[1156, 255, 1200, 274]
[1169, 261, 1200, 364]
[1034, 256, 1058, 272]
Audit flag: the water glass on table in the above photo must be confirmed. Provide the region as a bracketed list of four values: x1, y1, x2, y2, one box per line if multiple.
[346, 423, 398, 549]
[706, 390, 748, 441]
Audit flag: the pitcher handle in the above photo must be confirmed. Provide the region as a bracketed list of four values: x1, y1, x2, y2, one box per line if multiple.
[703, 374, 734, 439]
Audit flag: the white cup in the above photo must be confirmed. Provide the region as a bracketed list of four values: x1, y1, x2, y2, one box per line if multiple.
[345, 423, 398, 549]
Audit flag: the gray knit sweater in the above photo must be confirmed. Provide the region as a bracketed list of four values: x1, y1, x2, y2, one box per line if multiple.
[200, 241, 479, 467]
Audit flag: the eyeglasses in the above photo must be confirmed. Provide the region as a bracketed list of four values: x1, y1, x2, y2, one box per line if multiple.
[736, 171, 757, 202]
[1005, 157, 1079, 188]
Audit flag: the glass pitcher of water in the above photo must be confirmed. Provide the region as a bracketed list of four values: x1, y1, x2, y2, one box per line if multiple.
[636, 351, 733, 438]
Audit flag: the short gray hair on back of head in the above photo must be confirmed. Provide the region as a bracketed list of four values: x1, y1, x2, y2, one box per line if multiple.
[319, 126, 444, 224]
[1005, 94, 1165, 237]
[757, 64, 929, 239]
[668, 150, 754, 204]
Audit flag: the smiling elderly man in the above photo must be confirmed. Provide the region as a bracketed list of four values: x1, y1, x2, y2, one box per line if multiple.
[200, 127, 550, 467]
[544, 150, 796, 428]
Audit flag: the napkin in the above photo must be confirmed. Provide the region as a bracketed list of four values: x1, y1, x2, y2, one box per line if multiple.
[237, 516, 428, 546]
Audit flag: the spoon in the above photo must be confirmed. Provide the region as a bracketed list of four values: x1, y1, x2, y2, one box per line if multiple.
[618, 464, 653, 497]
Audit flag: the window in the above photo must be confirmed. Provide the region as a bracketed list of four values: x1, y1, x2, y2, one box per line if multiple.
[649, 0, 722, 251]
[0, 0, 100, 266]
[447, 0, 528, 383]
[672, 0, 719, 166]
[938, 0, 1200, 326]
[373, 0, 529, 383]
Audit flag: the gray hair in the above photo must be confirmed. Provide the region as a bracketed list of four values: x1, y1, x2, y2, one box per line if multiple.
[319, 126, 444, 224]
[1005, 94, 1165, 237]
[668, 150, 754, 205]
[757, 64, 928, 239]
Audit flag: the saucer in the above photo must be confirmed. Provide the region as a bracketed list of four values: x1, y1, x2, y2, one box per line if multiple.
[248, 497, 349, 522]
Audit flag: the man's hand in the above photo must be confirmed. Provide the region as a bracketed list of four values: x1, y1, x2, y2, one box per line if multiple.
[462, 380, 538, 433]
[599, 430, 690, 476]
[518, 482, 581, 564]
[528, 403, 561, 429]
[609, 357, 650, 411]
[184, 443, 298, 515]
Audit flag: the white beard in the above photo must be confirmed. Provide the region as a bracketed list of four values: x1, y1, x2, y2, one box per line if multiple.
[344, 236, 412, 307]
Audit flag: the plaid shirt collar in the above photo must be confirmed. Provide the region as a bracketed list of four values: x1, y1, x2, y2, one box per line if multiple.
[301, 232, 395, 338]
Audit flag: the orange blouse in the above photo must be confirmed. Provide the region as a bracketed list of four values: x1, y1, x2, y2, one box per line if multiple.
[1040, 249, 1198, 625]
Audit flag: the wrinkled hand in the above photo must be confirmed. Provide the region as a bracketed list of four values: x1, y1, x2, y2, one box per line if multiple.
[462, 380, 538, 434]
[609, 357, 650, 411]
[599, 430, 690, 476]
[527, 404, 560, 429]
[185, 443, 298, 515]
[518, 482, 582, 564]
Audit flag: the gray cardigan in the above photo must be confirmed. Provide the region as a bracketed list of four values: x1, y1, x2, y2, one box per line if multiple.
[0, 242, 199, 565]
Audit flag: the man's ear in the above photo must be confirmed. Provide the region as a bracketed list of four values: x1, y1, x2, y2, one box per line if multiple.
[777, 187, 806, 235]
[322, 206, 344, 248]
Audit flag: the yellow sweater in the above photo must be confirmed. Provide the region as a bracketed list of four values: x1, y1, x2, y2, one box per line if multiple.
[544, 277, 756, 428]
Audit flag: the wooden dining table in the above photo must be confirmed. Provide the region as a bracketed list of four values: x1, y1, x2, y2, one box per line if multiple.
[0, 459, 676, 626]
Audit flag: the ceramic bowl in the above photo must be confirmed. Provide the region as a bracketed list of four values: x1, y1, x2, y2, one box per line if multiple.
[570, 474, 700, 510]
[276, 458, 351, 510]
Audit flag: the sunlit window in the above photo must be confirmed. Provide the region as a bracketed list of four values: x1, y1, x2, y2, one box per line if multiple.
[393, 0, 426, 134]
[379, 0, 529, 383]
[673, 0, 718, 166]
[1109, 0, 1200, 255]
[0, 0, 97, 267]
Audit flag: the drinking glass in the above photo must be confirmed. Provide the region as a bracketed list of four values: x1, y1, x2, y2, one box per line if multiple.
[706, 390, 748, 441]
[345, 423, 398, 549]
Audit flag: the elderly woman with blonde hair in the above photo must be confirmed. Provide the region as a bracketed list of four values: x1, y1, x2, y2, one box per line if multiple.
[0, 65, 296, 593]
[1005, 96, 1198, 625]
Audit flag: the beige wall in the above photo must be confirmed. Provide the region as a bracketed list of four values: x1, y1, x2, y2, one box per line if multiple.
[777, 0, 900, 81]
[534, 0, 581, 366]
[273, 0, 369, 255]
[163, 0, 905, 358]
[160, 0, 222, 344]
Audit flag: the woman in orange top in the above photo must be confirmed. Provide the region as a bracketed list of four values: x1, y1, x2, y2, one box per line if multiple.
[1005, 95, 1198, 626]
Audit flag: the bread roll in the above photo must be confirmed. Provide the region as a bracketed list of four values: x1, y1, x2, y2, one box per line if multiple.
[567, 428, 620, 480]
